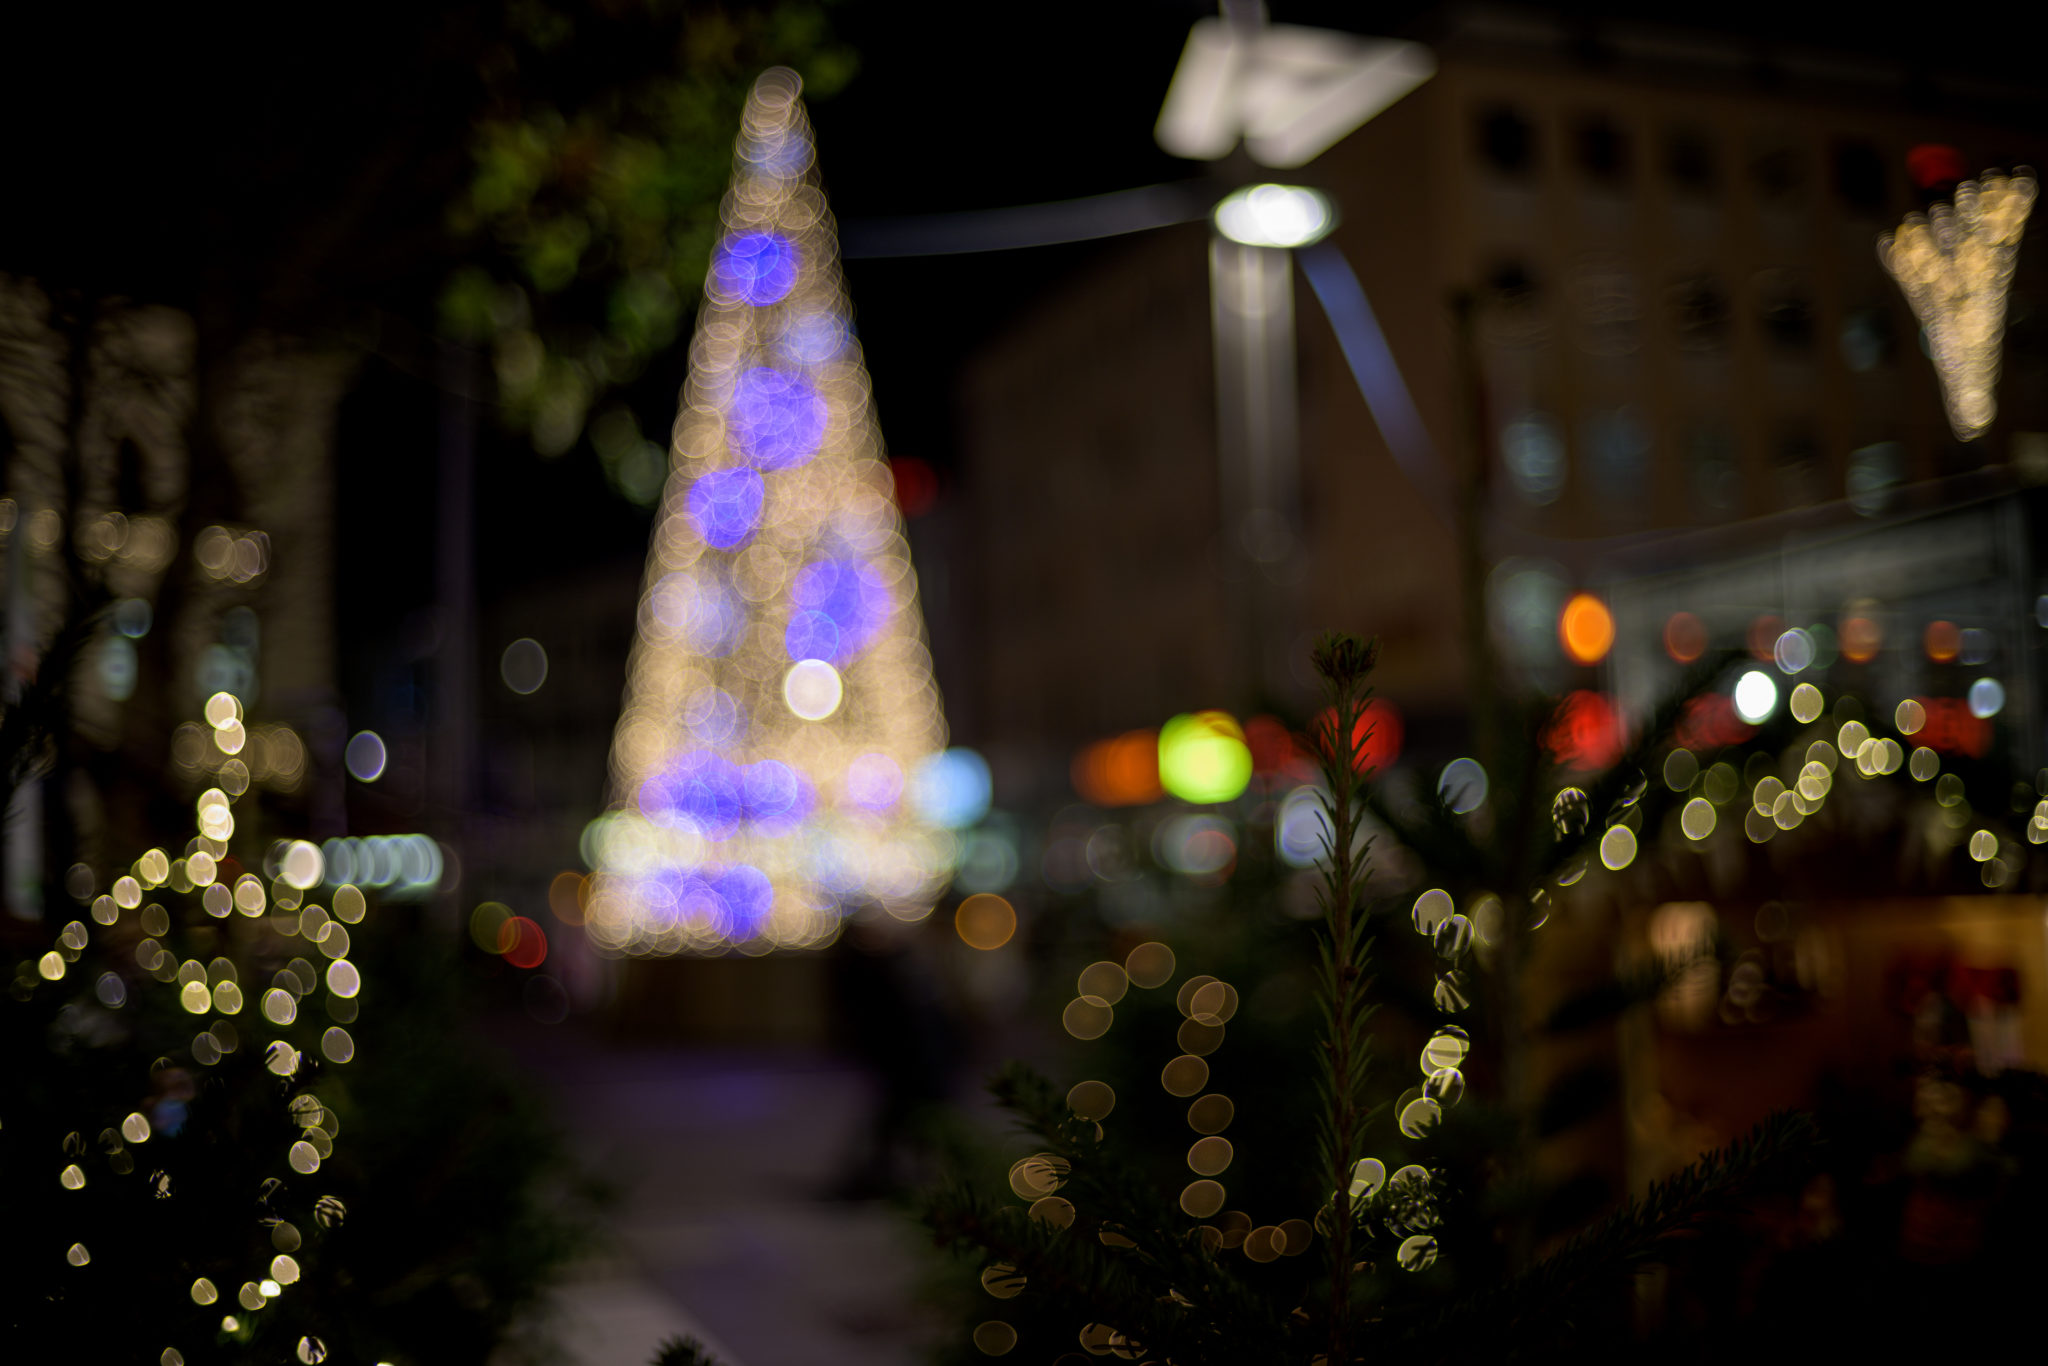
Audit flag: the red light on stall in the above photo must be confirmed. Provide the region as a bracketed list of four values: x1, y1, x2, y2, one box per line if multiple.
[1914, 697, 1991, 757]
[1924, 621, 1962, 663]
[1244, 715, 1298, 773]
[1544, 690, 1625, 771]
[1676, 694, 1755, 751]
[1312, 698, 1403, 774]
[1663, 612, 1707, 665]
[1908, 144, 1969, 191]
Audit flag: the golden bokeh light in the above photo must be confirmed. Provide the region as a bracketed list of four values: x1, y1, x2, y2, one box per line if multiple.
[1161, 1054, 1210, 1097]
[1123, 940, 1176, 988]
[1066, 1080, 1116, 1121]
[1075, 959, 1129, 1004]
[1187, 1093, 1234, 1134]
[1179, 1179, 1226, 1218]
[1062, 996, 1114, 1040]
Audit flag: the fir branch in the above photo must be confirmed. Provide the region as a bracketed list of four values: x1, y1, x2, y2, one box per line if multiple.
[925, 1063, 1297, 1364]
[649, 1337, 722, 1366]
[1307, 631, 1380, 1361]
[1392, 1109, 1819, 1362]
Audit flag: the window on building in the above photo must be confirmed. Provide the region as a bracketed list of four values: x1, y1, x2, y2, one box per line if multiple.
[1773, 424, 1823, 506]
[1478, 105, 1538, 177]
[1573, 115, 1631, 188]
[1668, 272, 1730, 351]
[1751, 144, 1807, 204]
[1840, 307, 1896, 371]
[116, 437, 147, 510]
[1481, 260, 1549, 347]
[1684, 418, 1739, 519]
[1754, 269, 1815, 351]
[1834, 140, 1889, 215]
[1664, 127, 1718, 196]
[1846, 441, 1904, 516]
[1501, 412, 1566, 505]
[1569, 254, 1640, 356]
[1582, 406, 1650, 508]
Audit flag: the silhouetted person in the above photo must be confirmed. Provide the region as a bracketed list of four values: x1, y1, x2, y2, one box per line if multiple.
[823, 905, 958, 1199]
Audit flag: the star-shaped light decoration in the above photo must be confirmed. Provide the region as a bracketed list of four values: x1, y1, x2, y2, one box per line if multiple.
[1879, 168, 2037, 442]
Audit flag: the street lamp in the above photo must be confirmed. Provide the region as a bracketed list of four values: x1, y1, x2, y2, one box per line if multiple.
[1213, 184, 1336, 249]
[1160, 11, 1432, 698]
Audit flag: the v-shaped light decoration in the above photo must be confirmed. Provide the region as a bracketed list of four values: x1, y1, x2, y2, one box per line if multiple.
[587, 68, 952, 955]
[1879, 168, 2037, 442]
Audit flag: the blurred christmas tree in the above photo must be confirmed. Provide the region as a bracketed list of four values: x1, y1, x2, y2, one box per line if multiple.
[0, 682, 595, 1365]
[586, 68, 954, 957]
[922, 635, 1814, 1364]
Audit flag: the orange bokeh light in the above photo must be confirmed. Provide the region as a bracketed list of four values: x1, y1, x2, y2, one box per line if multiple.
[956, 893, 1017, 950]
[548, 870, 587, 925]
[1663, 611, 1707, 664]
[1559, 593, 1615, 665]
[1840, 616, 1882, 664]
[1072, 730, 1164, 807]
[1924, 620, 1962, 663]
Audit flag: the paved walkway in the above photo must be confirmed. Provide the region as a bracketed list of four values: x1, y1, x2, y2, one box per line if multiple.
[490, 1018, 946, 1366]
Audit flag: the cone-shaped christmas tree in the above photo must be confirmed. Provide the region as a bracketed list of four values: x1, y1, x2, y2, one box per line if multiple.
[588, 68, 952, 955]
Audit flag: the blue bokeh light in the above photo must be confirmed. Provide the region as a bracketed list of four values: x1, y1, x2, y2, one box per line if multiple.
[642, 751, 744, 840]
[785, 558, 890, 662]
[741, 760, 814, 833]
[910, 749, 992, 830]
[687, 467, 765, 550]
[713, 231, 801, 306]
[643, 863, 774, 939]
[729, 366, 828, 470]
[778, 312, 848, 366]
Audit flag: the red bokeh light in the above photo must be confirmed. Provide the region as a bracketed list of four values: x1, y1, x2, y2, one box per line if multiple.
[498, 915, 549, 969]
[1244, 715, 1299, 773]
[1676, 694, 1755, 751]
[890, 456, 939, 517]
[1313, 698, 1403, 774]
[1663, 611, 1707, 665]
[1913, 697, 1991, 758]
[1544, 690, 1625, 771]
[1924, 620, 1962, 664]
[1840, 616, 1882, 664]
[1908, 144, 1969, 191]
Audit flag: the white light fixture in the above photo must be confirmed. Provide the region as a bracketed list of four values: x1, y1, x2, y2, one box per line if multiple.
[1157, 20, 1435, 168]
[1214, 183, 1335, 248]
[1733, 670, 1778, 725]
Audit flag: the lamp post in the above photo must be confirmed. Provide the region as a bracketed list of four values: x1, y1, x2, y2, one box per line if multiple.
[1208, 183, 1335, 698]
[1157, 9, 1432, 701]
